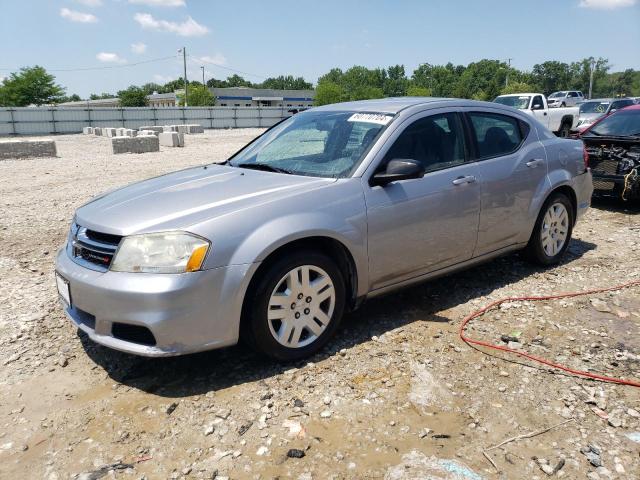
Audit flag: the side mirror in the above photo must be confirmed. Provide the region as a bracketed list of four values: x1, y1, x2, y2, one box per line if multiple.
[609, 108, 617, 113]
[531, 103, 543, 111]
[371, 159, 425, 187]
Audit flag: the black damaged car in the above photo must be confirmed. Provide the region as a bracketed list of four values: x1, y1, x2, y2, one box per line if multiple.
[581, 105, 640, 201]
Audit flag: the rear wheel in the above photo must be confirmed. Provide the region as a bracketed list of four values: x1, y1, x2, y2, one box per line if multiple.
[524, 192, 574, 265]
[242, 250, 346, 361]
[560, 102, 566, 107]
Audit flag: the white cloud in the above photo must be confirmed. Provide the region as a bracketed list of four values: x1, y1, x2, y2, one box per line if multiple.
[96, 52, 126, 63]
[131, 42, 147, 54]
[60, 8, 98, 23]
[195, 53, 227, 65]
[134, 13, 209, 36]
[75, 0, 103, 6]
[579, 0, 636, 9]
[129, 0, 186, 6]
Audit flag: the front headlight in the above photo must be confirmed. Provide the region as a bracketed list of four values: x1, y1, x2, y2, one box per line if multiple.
[110, 232, 210, 274]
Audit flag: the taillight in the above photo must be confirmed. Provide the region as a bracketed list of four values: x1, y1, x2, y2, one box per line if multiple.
[582, 145, 589, 171]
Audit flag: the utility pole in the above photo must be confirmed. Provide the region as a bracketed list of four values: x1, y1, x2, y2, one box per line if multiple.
[182, 46, 188, 107]
[505, 58, 513, 87]
[201, 66, 205, 86]
[588, 59, 596, 99]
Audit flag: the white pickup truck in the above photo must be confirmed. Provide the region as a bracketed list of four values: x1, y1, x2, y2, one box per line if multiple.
[493, 93, 579, 137]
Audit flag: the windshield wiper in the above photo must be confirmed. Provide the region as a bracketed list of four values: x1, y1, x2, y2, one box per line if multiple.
[235, 162, 294, 175]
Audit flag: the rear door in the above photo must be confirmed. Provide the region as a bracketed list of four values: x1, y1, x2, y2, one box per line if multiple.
[462, 109, 548, 256]
[364, 109, 481, 290]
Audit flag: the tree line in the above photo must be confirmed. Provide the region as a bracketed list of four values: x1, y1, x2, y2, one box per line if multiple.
[1, 58, 638, 107]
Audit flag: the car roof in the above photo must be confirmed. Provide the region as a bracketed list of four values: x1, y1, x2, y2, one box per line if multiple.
[310, 97, 513, 115]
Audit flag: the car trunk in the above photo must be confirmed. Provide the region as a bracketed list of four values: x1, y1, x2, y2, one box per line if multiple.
[583, 136, 640, 200]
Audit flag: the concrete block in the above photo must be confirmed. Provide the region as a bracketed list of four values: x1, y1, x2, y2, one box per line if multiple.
[115, 128, 127, 137]
[176, 125, 189, 134]
[138, 130, 157, 136]
[93, 127, 102, 136]
[111, 136, 159, 154]
[123, 129, 137, 137]
[163, 125, 178, 133]
[138, 126, 164, 134]
[187, 124, 204, 134]
[104, 128, 117, 137]
[0, 139, 57, 160]
[159, 132, 184, 147]
[83, 127, 94, 135]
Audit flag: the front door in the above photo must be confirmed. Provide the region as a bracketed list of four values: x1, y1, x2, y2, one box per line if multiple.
[364, 111, 481, 290]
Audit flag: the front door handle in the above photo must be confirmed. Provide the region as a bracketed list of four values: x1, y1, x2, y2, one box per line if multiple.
[526, 159, 545, 168]
[452, 175, 477, 185]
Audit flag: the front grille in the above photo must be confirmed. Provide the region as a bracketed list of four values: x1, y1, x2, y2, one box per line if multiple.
[593, 179, 616, 191]
[590, 158, 621, 176]
[71, 224, 121, 269]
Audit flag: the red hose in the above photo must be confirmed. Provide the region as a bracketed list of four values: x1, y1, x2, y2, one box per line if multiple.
[459, 279, 640, 387]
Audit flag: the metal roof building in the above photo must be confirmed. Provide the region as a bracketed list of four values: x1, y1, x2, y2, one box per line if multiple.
[210, 87, 315, 108]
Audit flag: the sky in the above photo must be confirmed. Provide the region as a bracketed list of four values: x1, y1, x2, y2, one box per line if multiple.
[1, 0, 639, 98]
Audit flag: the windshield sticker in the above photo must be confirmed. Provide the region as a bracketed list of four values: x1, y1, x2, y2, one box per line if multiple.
[348, 113, 393, 125]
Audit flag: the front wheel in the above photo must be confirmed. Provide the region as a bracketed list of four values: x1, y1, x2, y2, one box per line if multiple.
[560, 102, 566, 107]
[524, 193, 574, 266]
[242, 251, 346, 361]
[558, 123, 571, 138]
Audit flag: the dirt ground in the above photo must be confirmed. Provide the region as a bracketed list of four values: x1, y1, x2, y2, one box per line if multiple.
[0, 131, 639, 480]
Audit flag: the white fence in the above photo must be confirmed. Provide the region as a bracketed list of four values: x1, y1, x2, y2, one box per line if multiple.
[0, 106, 294, 136]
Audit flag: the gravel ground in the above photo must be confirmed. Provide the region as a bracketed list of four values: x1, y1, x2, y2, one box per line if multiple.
[1, 131, 639, 480]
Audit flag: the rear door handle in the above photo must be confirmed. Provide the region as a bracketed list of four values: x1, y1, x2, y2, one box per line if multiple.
[526, 159, 545, 168]
[452, 175, 477, 185]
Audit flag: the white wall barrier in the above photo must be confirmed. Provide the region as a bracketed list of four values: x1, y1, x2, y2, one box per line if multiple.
[0, 106, 294, 136]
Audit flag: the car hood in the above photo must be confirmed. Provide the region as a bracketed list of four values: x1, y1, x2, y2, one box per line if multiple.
[75, 165, 336, 236]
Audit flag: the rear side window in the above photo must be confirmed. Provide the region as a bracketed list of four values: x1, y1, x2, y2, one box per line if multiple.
[468, 112, 525, 159]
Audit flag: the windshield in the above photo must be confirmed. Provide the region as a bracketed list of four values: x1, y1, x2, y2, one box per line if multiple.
[494, 96, 531, 109]
[586, 110, 640, 137]
[549, 92, 566, 98]
[229, 110, 392, 178]
[580, 101, 610, 114]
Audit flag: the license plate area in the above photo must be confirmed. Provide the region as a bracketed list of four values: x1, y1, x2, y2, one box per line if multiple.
[55, 273, 71, 307]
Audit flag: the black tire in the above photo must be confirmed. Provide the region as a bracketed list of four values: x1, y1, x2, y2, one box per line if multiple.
[524, 192, 574, 266]
[560, 102, 566, 107]
[241, 250, 346, 361]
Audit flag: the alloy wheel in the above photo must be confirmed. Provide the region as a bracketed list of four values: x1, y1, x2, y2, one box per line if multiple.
[541, 202, 569, 257]
[267, 265, 335, 348]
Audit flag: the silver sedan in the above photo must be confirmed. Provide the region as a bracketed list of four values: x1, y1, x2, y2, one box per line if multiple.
[55, 98, 593, 360]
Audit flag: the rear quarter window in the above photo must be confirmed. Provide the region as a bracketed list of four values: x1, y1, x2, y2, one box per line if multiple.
[468, 112, 527, 159]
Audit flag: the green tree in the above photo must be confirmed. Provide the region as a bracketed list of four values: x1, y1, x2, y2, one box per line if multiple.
[260, 75, 312, 90]
[406, 85, 432, 96]
[531, 61, 571, 95]
[454, 59, 508, 100]
[314, 81, 345, 105]
[412, 63, 464, 97]
[383, 65, 408, 97]
[118, 86, 148, 107]
[0, 66, 65, 106]
[89, 92, 116, 100]
[179, 84, 215, 106]
[570, 57, 610, 97]
[501, 82, 536, 95]
[58, 93, 82, 103]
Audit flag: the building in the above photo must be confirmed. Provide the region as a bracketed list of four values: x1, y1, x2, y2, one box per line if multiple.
[210, 87, 315, 108]
[56, 88, 315, 108]
[146, 92, 177, 107]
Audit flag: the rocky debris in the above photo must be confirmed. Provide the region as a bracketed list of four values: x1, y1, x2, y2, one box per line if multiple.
[1, 133, 640, 479]
[581, 444, 603, 467]
[287, 448, 306, 459]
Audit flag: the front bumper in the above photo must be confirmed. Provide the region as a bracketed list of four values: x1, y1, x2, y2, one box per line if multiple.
[55, 247, 257, 356]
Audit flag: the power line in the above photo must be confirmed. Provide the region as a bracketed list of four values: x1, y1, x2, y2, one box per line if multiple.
[188, 55, 266, 79]
[0, 55, 177, 73]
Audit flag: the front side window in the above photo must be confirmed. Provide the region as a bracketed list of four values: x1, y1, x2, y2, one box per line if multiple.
[230, 110, 391, 178]
[382, 113, 466, 173]
[468, 112, 525, 159]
